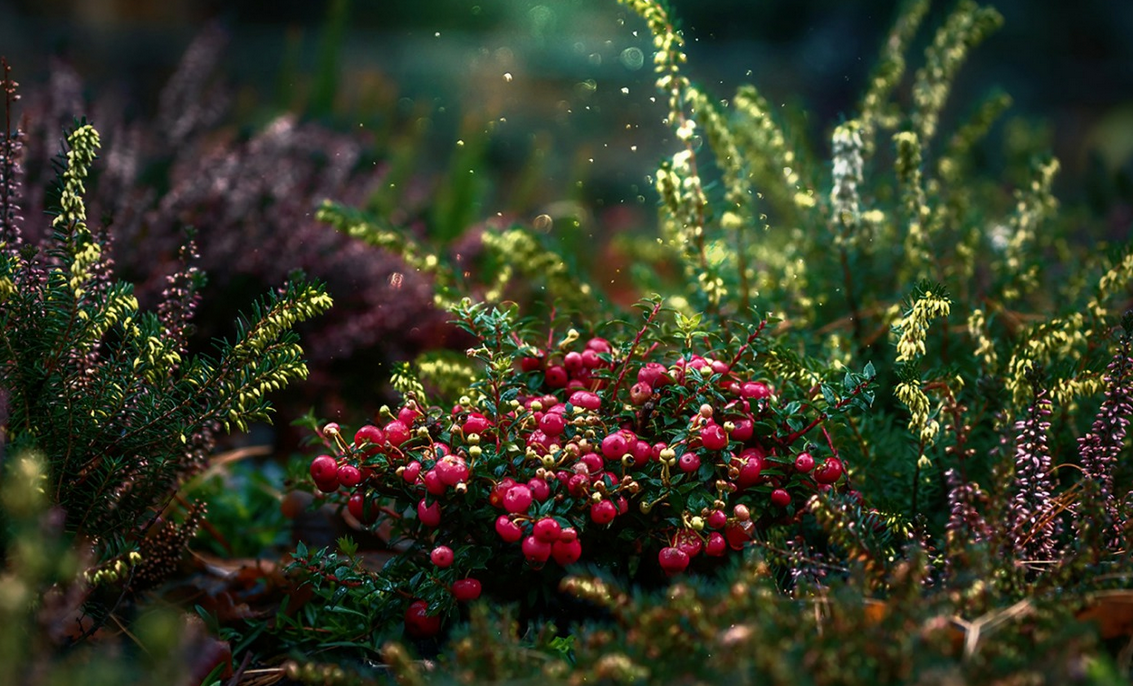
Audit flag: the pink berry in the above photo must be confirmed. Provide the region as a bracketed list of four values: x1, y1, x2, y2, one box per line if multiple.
[658, 546, 690, 576]
[384, 420, 410, 447]
[495, 515, 523, 543]
[579, 453, 603, 475]
[423, 469, 447, 496]
[532, 517, 562, 544]
[402, 461, 422, 483]
[417, 499, 441, 527]
[337, 464, 362, 488]
[705, 532, 727, 557]
[462, 412, 491, 436]
[678, 451, 701, 472]
[552, 538, 582, 565]
[522, 535, 552, 565]
[404, 600, 441, 638]
[398, 405, 421, 427]
[354, 425, 385, 450]
[430, 545, 455, 568]
[503, 484, 534, 513]
[600, 432, 629, 460]
[637, 362, 668, 387]
[564, 351, 584, 373]
[707, 509, 728, 529]
[568, 390, 601, 411]
[539, 412, 566, 437]
[545, 365, 568, 388]
[528, 478, 551, 502]
[590, 499, 617, 524]
[310, 455, 338, 483]
[436, 456, 470, 486]
[580, 349, 602, 369]
[730, 417, 754, 442]
[452, 578, 482, 602]
[700, 422, 728, 451]
[347, 491, 377, 524]
[675, 530, 703, 558]
[814, 457, 845, 484]
[741, 381, 773, 400]
[794, 452, 815, 473]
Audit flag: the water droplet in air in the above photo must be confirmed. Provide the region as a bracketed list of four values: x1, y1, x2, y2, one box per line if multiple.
[389, 272, 404, 289]
[533, 214, 553, 233]
[504, 72, 513, 83]
[620, 47, 645, 70]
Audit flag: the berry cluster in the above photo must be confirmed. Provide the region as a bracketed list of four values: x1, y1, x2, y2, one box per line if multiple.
[303, 306, 867, 637]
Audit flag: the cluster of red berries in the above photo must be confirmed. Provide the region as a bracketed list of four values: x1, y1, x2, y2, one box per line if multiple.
[307, 332, 849, 636]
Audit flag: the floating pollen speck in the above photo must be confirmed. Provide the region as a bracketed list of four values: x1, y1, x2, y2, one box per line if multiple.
[389, 272, 404, 289]
[503, 72, 513, 83]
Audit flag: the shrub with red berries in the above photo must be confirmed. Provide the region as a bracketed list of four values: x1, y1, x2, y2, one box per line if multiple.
[289, 298, 874, 641]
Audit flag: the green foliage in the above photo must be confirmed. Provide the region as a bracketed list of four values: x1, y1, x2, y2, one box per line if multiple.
[0, 119, 332, 601]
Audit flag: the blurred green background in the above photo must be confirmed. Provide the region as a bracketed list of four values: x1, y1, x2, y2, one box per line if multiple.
[3, 0, 1132, 217]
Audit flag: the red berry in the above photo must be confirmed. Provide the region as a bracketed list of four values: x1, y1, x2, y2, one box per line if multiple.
[735, 448, 765, 488]
[503, 484, 534, 513]
[347, 491, 377, 524]
[539, 412, 566, 437]
[461, 412, 489, 436]
[430, 545, 455, 568]
[741, 381, 773, 400]
[590, 499, 617, 524]
[814, 457, 845, 484]
[730, 417, 754, 442]
[384, 420, 410, 447]
[675, 530, 703, 558]
[705, 532, 727, 557]
[402, 461, 422, 483]
[315, 475, 340, 493]
[678, 451, 701, 472]
[354, 425, 385, 451]
[700, 422, 728, 450]
[545, 365, 568, 388]
[770, 488, 791, 507]
[630, 440, 651, 467]
[417, 499, 441, 527]
[637, 362, 668, 387]
[600, 432, 629, 460]
[533, 517, 563, 543]
[398, 405, 421, 427]
[404, 600, 441, 638]
[579, 453, 603, 475]
[559, 527, 578, 543]
[629, 382, 653, 405]
[724, 522, 753, 550]
[564, 351, 584, 373]
[552, 538, 582, 565]
[452, 578, 482, 602]
[586, 337, 611, 354]
[794, 452, 815, 473]
[310, 455, 338, 483]
[658, 546, 690, 576]
[495, 515, 523, 543]
[423, 469, 447, 496]
[580, 349, 602, 369]
[707, 509, 728, 529]
[522, 535, 552, 565]
[568, 390, 601, 411]
[436, 456, 470, 486]
[520, 354, 544, 372]
[528, 478, 551, 502]
[337, 464, 362, 488]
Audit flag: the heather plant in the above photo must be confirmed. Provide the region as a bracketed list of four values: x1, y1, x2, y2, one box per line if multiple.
[0, 61, 331, 629]
[14, 28, 453, 424]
